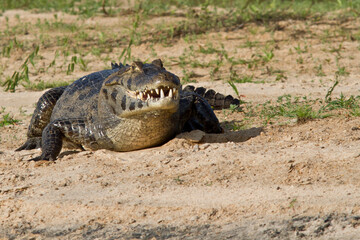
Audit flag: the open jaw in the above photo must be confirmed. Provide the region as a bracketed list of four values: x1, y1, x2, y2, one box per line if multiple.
[127, 85, 179, 102]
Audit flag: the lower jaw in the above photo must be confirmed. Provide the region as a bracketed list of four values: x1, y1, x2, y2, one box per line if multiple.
[119, 101, 179, 118]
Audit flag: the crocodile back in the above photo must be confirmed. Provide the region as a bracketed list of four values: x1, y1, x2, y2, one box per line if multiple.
[51, 68, 120, 121]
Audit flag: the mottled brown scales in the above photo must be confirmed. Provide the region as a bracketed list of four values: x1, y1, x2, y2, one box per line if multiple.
[16, 59, 240, 161]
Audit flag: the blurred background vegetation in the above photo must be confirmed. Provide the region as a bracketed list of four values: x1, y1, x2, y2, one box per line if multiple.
[1, 0, 359, 20]
[1, 0, 360, 124]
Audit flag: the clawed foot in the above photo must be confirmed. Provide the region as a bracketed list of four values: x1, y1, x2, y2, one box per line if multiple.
[16, 138, 42, 151]
[28, 153, 55, 161]
[16, 138, 53, 161]
[28, 155, 43, 161]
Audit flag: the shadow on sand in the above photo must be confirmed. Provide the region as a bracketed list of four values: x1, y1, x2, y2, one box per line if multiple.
[175, 127, 263, 145]
[203, 127, 263, 143]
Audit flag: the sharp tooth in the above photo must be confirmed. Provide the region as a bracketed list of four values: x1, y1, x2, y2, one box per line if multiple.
[160, 88, 165, 98]
[169, 88, 173, 98]
[139, 92, 143, 99]
[155, 88, 159, 95]
[147, 93, 150, 100]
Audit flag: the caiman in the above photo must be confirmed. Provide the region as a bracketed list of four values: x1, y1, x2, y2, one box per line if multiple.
[16, 59, 240, 160]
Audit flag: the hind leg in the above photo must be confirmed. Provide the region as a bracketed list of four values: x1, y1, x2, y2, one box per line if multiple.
[179, 91, 223, 134]
[16, 86, 67, 151]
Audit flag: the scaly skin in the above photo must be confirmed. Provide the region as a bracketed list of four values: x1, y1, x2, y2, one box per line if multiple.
[16, 59, 240, 161]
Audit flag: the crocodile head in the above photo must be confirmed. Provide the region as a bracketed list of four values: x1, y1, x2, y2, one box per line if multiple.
[99, 59, 181, 118]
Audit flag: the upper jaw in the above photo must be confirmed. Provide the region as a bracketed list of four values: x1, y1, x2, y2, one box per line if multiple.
[126, 85, 180, 102]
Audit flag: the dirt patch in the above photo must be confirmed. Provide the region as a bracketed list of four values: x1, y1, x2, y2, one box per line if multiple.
[1, 9, 360, 239]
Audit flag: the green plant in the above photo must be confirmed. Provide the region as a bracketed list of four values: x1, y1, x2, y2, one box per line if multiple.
[241, 40, 259, 49]
[91, 48, 101, 57]
[275, 72, 287, 81]
[226, 121, 248, 131]
[2, 45, 39, 92]
[181, 69, 196, 84]
[295, 104, 319, 123]
[66, 55, 87, 75]
[0, 107, 20, 127]
[296, 57, 304, 64]
[325, 79, 339, 103]
[229, 66, 254, 83]
[289, 198, 297, 209]
[321, 79, 360, 116]
[118, 13, 141, 64]
[261, 49, 274, 63]
[228, 80, 240, 98]
[198, 43, 224, 55]
[294, 43, 308, 54]
[173, 176, 184, 184]
[260, 95, 325, 124]
[350, 107, 360, 117]
[325, 93, 360, 111]
[2, 37, 23, 57]
[329, 43, 343, 55]
[314, 64, 325, 76]
[335, 66, 349, 76]
[25, 80, 69, 91]
[234, 74, 253, 83]
[46, 50, 60, 72]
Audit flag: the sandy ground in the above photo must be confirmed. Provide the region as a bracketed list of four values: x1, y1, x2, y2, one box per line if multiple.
[1, 9, 360, 239]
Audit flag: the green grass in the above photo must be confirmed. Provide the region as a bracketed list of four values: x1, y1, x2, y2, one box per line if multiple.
[2, 45, 39, 92]
[1, 47, 90, 92]
[229, 79, 360, 129]
[66, 56, 88, 75]
[314, 64, 326, 77]
[0, 0, 106, 17]
[118, 13, 141, 65]
[25, 81, 69, 91]
[259, 95, 328, 124]
[230, 73, 254, 83]
[173, 176, 184, 185]
[294, 43, 308, 54]
[335, 66, 349, 76]
[197, 43, 225, 55]
[0, 107, 20, 127]
[324, 93, 360, 111]
[241, 40, 259, 49]
[1, 38, 24, 57]
[1, 0, 360, 95]
[35, 18, 80, 33]
[2, 0, 358, 43]
[1, 0, 357, 12]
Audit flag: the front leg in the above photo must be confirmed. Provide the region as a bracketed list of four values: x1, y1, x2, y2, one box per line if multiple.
[30, 119, 91, 161]
[179, 92, 223, 134]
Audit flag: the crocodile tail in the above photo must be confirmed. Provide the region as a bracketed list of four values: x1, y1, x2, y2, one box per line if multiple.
[111, 62, 126, 70]
[183, 85, 241, 110]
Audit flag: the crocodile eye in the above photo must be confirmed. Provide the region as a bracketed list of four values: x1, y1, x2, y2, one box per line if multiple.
[104, 74, 121, 86]
[104, 67, 131, 86]
[131, 61, 144, 73]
